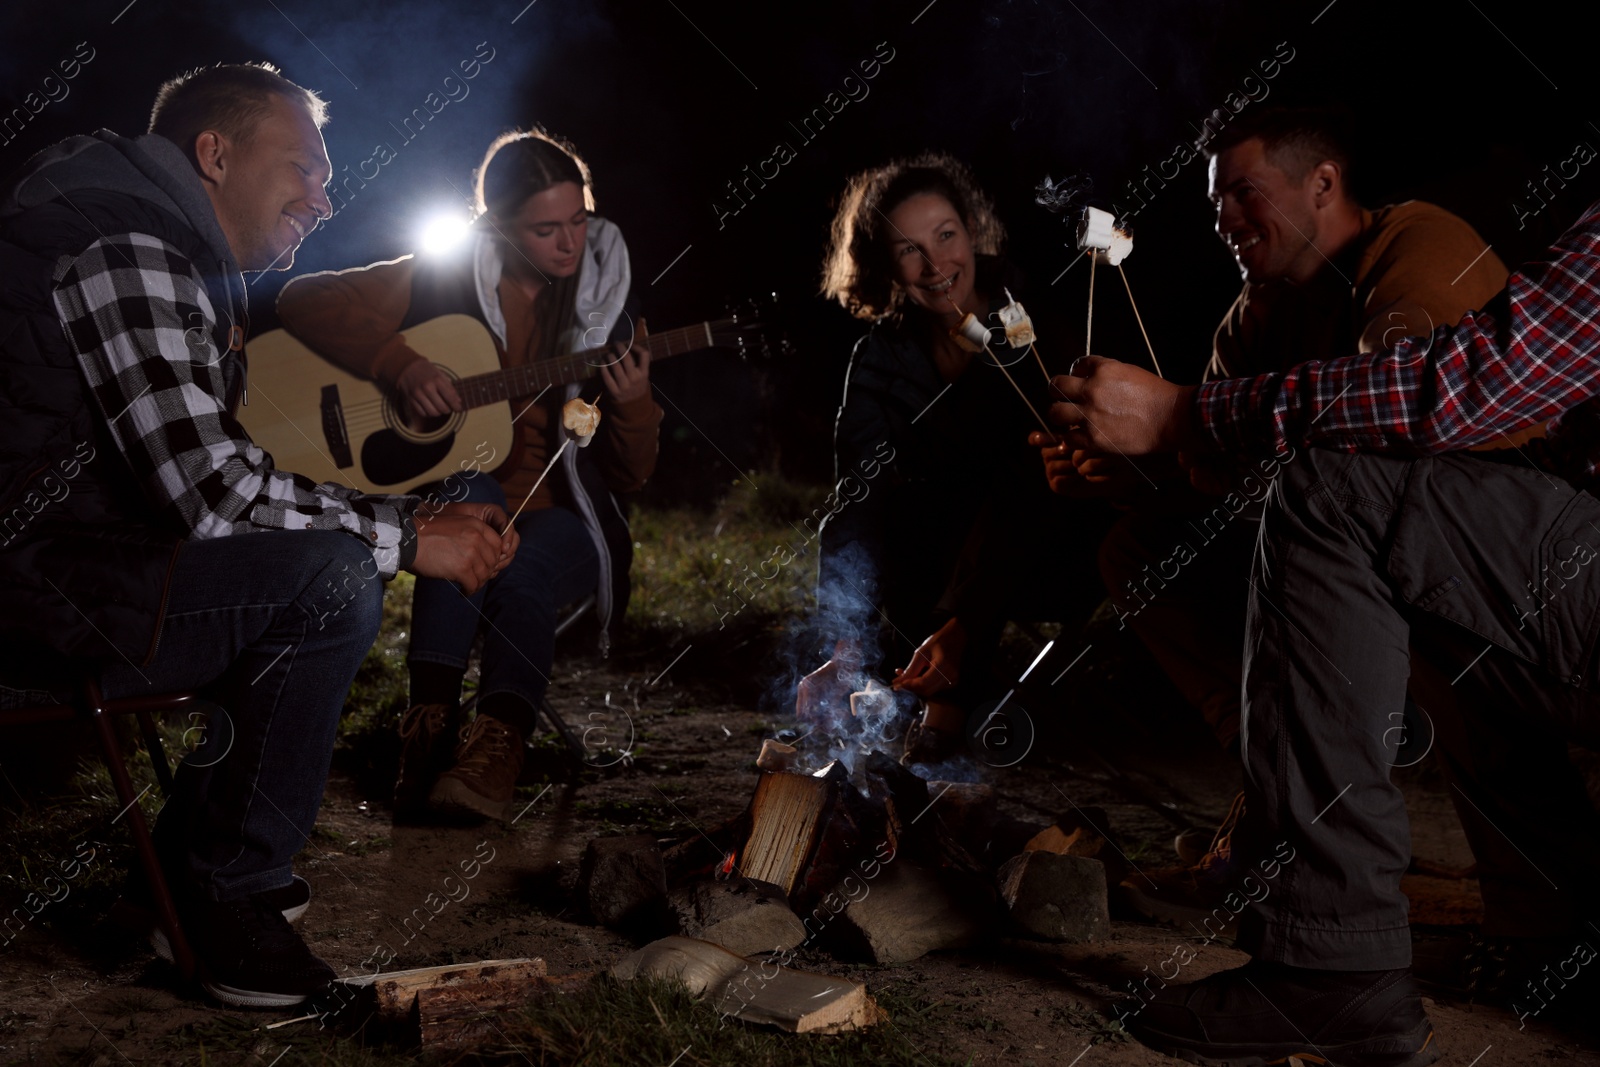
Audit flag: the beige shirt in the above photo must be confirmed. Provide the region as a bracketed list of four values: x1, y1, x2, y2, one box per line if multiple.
[1209, 200, 1509, 381]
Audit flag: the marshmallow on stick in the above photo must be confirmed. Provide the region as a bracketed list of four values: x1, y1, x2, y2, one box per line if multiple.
[997, 288, 1036, 348]
[509, 397, 603, 525]
[950, 312, 991, 353]
[947, 310, 1053, 433]
[562, 396, 601, 446]
[1076, 206, 1134, 266]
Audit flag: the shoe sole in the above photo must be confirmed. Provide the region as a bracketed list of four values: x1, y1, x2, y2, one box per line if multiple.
[1135, 1017, 1439, 1067]
[201, 978, 319, 1009]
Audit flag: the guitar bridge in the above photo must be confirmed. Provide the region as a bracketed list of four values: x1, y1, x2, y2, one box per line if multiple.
[320, 384, 353, 468]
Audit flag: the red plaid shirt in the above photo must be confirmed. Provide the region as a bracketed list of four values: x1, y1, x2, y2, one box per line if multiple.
[1196, 199, 1600, 486]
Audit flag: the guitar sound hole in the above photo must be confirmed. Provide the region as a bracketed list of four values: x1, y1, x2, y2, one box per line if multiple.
[404, 409, 453, 436]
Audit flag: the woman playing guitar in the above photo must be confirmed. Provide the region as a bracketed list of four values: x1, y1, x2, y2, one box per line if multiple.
[279, 129, 661, 822]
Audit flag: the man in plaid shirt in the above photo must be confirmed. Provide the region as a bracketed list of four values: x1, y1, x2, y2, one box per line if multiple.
[0, 64, 514, 1007]
[1043, 201, 1600, 1061]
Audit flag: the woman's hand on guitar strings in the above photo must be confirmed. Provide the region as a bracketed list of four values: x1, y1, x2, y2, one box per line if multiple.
[599, 316, 652, 405]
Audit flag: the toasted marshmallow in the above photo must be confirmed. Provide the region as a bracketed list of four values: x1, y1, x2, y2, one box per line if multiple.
[998, 287, 1036, 348]
[562, 397, 601, 446]
[1076, 206, 1116, 251]
[950, 312, 990, 353]
[1076, 206, 1134, 265]
[1096, 228, 1134, 266]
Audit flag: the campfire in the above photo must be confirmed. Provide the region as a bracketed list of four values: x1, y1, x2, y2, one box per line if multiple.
[576, 663, 1118, 1030]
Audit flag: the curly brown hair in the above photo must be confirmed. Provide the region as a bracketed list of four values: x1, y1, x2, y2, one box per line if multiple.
[820, 151, 1005, 321]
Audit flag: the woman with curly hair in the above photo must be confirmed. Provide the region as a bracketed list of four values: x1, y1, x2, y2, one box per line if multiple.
[801, 152, 1112, 764]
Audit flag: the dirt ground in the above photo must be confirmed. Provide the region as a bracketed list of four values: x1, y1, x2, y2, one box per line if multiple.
[4, 633, 1600, 1066]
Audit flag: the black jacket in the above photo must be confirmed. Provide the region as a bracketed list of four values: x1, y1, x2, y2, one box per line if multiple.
[0, 132, 243, 667]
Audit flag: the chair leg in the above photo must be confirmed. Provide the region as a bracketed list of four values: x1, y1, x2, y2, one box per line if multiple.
[539, 698, 589, 775]
[134, 709, 176, 797]
[83, 682, 197, 981]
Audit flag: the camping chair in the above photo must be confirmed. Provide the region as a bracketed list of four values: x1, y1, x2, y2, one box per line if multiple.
[0, 675, 197, 979]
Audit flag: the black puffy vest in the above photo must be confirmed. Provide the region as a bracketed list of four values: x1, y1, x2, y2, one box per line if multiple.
[0, 189, 241, 668]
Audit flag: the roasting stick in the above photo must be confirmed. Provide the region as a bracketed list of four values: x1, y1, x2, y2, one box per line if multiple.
[992, 356, 1053, 436]
[996, 287, 1053, 390]
[1075, 205, 1135, 366]
[506, 396, 602, 525]
[1085, 255, 1097, 360]
[507, 437, 571, 526]
[1027, 344, 1051, 388]
[949, 307, 1053, 435]
[1117, 264, 1165, 379]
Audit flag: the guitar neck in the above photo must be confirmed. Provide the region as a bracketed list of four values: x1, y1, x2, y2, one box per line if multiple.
[453, 320, 721, 409]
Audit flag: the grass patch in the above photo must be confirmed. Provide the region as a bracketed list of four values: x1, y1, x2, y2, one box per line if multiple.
[624, 473, 825, 646]
[470, 976, 960, 1066]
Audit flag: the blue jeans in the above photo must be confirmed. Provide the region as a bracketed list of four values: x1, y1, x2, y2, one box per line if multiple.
[408, 472, 598, 710]
[100, 531, 384, 901]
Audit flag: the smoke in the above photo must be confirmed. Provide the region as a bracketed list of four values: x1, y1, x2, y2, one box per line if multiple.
[767, 540, 918, 787]
[1033, 171, 1094, 215]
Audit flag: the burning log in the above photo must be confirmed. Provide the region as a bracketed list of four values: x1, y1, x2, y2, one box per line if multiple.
[739, 765, 842, 899]
[928, 780, 996, 847]
[613, 935, 882, 1033]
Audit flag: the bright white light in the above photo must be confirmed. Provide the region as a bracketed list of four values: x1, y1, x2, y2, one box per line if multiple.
[418, 212, 472, 255]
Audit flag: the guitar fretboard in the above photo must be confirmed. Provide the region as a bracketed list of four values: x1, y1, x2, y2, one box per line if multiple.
[454, 320, 729, 408]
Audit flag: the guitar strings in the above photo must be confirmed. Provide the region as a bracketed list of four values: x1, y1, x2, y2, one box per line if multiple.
[302, 319, 737, 454]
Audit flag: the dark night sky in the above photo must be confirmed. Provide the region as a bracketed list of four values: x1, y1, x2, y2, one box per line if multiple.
[4, 0, 1598, 498]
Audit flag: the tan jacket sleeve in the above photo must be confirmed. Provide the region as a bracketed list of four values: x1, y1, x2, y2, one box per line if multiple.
[1355, 206, 1508, 353]
[275, 257, 428, 388]
[593, 392, 664, 493]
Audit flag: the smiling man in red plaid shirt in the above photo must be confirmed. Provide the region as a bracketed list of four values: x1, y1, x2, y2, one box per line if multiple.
[1042, 202, 1600, 1062]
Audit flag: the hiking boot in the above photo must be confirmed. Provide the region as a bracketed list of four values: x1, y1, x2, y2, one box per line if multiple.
[428, 714, 525, 822]
[394, 702, 460, 820]
[1119, 791, 1246, 930]
[1116, 961, 1440, 1067]
[190, 891, 336, 1009]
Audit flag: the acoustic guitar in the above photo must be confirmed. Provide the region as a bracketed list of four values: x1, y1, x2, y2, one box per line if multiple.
[241, 307, 777, 494]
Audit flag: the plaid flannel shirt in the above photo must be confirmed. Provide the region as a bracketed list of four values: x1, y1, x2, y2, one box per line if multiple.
[1196, 199, 1600, 487]
[53, 232, 417, 576]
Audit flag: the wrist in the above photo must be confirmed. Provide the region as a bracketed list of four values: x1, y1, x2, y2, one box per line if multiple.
[398, 513, 420, 571]
[1168, 384, 1206, 454]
